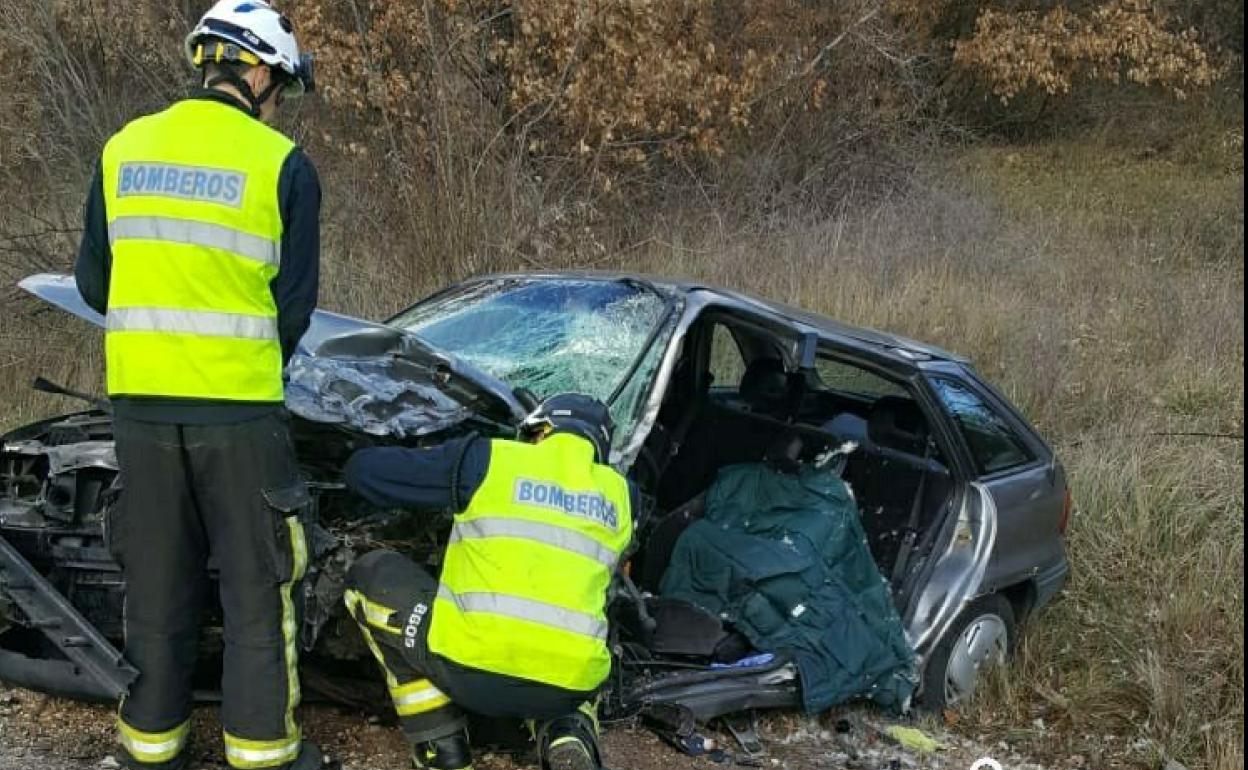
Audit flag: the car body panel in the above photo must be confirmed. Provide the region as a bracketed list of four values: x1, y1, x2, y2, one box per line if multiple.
[980, 462, 1068, 606]
[18, 273, 384, 356]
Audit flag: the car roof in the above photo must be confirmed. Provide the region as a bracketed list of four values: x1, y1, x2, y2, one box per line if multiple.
[468, 270, 970, 364]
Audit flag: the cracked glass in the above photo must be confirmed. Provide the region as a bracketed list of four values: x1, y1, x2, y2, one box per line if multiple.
[389, 278, 671, 438]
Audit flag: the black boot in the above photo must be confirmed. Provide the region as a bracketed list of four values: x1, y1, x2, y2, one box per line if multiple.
[538, 710, 601, 770]
[281, 742, 330, 770]
[118, 746, 192, 770]
[412, 730, 473, 770]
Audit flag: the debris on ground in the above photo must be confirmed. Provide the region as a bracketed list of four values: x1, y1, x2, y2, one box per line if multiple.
[0, 686, 1061, 770]
[882, 724, 944, 753]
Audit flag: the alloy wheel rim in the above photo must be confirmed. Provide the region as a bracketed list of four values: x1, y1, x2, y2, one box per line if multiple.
[943, 613, 1008, 706]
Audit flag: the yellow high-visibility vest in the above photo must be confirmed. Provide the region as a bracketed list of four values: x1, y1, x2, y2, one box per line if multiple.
[101, 98, 294, 401]
[428, 433, 633, 692]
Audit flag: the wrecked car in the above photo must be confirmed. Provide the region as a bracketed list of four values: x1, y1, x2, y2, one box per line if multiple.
[0, 272, 1070, 745]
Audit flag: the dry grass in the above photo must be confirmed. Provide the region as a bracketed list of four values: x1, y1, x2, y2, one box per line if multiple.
[603, 137, 1242, 770]
[1, 122, 1243, 770]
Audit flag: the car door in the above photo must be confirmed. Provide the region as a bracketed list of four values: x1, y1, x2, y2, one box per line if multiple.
[899, 475, 999, 664]
[895, 372, 1004, 664]
[926, 374, 1066, 597]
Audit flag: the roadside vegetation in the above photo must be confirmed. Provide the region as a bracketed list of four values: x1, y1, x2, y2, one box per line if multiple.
[0, 2, 1242, 769]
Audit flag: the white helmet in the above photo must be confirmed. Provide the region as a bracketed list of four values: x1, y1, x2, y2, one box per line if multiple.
[184, 1, 314, 99]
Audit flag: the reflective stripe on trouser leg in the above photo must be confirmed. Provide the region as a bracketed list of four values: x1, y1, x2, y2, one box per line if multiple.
[390, 679, 451, 717]
[117, 717, 191, 765]
[344, 588, 465, 743]
[222, 735, 301, 769]
[224, 516, 307, 769]
[344, 589, 403, 690]
[344, 588, 401, 635]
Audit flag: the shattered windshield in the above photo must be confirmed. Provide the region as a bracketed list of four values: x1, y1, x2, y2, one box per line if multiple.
[389, 279, 670, 412]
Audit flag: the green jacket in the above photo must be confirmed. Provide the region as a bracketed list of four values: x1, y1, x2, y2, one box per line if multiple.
[659, 462, 916, 712]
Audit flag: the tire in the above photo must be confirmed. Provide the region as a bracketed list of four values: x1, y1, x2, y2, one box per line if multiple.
[920, 593, 1016, 711]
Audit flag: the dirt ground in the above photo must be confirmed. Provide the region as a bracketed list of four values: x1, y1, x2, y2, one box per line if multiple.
[0, 685, 1061, 770]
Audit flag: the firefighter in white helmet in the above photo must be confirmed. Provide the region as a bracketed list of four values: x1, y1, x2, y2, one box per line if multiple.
[73, 2, 322, 769]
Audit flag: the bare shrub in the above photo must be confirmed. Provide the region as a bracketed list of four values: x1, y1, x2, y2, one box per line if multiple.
[952, 0, 1219, 103]
[883, 0, 1229, 132]
[298, 1, 911, 165]
[0, 0, 188, 172]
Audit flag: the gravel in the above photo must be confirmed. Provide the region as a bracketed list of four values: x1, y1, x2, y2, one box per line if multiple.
[0, 685, 1055, 770]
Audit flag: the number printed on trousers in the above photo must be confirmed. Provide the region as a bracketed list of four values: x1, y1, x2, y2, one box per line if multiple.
[404, 603, 429, 649]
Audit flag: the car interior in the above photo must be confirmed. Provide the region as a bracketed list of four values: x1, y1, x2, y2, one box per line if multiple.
[630, 312, 955, 604]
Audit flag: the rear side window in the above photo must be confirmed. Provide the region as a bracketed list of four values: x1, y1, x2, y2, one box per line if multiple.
[708, 323, 747, 389]
[931, 378, 1035, 475]
[815, 356, 908, 399]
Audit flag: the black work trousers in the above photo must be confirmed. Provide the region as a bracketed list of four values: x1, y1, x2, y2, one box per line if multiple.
[109, 413, 310, 770]
[343, 550, 591, 744]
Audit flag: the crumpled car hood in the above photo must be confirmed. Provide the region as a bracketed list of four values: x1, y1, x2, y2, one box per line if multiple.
[283, 355, 471, 438]
[19, 274, 524, 439]
[287, 326, 526, 437]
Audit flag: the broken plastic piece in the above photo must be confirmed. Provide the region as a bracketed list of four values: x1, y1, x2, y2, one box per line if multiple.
[721, 711, 764, 757]
[655, 730, 716, 758]
[709, 653, 775, 670]
[814, 440, 858, 475]
[883, 725, 943, 753]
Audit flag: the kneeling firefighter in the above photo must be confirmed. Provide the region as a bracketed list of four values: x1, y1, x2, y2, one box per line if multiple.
[341, 394, 636, 770]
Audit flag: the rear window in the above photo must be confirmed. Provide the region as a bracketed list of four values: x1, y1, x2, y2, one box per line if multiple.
[931, 377, 1035, 475]
[814, 357, 908, 399]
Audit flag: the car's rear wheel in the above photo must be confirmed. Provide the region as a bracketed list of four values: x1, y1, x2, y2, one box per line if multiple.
[921, 593, 1016, 710]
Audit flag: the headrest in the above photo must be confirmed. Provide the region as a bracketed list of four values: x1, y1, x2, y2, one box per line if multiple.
[867, 396, 928, 455]
[739, 357, 789, 414]
[764, 432, 805, 474]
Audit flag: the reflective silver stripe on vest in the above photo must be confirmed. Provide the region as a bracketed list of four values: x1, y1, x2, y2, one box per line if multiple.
[108, 307, 278, 340]
[109, 215, 279, 266]
[437, 586, 608, 641]
[450, 517, 619, 569]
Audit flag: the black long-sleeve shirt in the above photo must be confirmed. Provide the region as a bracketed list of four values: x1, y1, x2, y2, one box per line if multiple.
[75, 90, 321, 424]
[345, 434, 643, 524]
